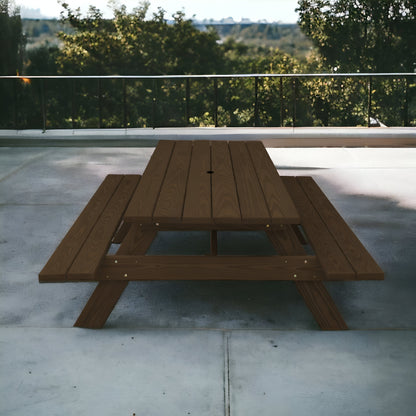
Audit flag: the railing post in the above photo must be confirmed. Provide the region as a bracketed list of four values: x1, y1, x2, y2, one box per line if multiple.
[152, 79, 157, 129]
[279, 77, 284, 127]
[292, 78, 297, 127]
[40, 79, 46, 132]
[185, 78, 190, 125]
[254, 76, 259, 127]
[71, 79, 76, 129]
[123, 78, 127, 128]
[403, 77, 409, 127]
[367, 76, 372, 127]
[98, 78, 102, 128]
[14, 79, 18, 130]
[214, 78, 218, 127]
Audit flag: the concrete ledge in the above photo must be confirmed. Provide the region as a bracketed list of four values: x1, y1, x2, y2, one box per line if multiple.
[0, 126, 415, 147]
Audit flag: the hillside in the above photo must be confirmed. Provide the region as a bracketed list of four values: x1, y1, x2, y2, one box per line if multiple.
[201, 23, 313, 57]
[22, 19, 312, 57]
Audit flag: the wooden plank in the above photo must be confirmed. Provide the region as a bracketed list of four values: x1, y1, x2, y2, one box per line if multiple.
[39, 174, 124, 282]
[282, 176, 355, 280]
[124, 140, 174, 223]
[182, 140, 212, 223]
[245, 141, 300, 224]
[211, 141, 241, 224]
[68, 175, 140, 280]
[153, 141, 193, 224]
[297, 177, 384, 280]
[97, 254, 323, 281]
[267, 224, 348, 330]
[228, 141, 270, 224]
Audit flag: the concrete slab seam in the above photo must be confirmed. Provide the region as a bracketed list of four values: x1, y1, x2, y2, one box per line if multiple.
[0, 148, 54, 183]
[223, 330, 231, 416]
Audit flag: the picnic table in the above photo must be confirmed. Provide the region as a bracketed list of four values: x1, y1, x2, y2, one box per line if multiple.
[39, 140, 383, 329]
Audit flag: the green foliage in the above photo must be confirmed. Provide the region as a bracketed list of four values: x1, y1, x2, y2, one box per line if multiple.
[0, 0, 25, 74]
[1, 1, 414, 129]
[56, 2, 223, 75]
[297, 0, 416, 72]
[212, 23, 313, 58]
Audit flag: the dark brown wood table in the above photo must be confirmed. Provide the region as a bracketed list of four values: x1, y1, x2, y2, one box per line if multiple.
[40, 140, 383, 329]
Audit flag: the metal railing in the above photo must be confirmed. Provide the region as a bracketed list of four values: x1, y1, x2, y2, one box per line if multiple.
[0, 73, 414, 130]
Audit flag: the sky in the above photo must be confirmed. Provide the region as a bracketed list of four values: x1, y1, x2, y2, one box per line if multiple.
[15, 0, 300, 23]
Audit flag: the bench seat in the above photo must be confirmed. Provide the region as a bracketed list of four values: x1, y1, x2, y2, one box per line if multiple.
[39, 174, 140, 282]
[282, 176, 383, 281]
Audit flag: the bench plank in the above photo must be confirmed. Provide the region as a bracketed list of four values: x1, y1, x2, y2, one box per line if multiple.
[182, 140, 212, 223]
[153, 141, 193, 224]
[282, 176, 355, 280]
[297, 177, 383, 280]
[124, 140, 174, 223]
[211, 141, 241, 224]
[246, 141, 300, 224]
[229, 141, 270, 224]
[39, 175, 124, 282]
[68, 175, 140, 280]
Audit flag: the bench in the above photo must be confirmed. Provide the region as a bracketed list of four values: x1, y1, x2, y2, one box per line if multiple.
[39, 142, 383, 330]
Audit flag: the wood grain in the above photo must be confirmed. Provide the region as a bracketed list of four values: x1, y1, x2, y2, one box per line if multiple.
[282, 176, 355, 280]
[228, 141, 270, 224]
[211, 141, 241, 224]
[153, 141, 193, 223]
[97, 254, 322, 281]
[68, 175, 140, 280]
[39, 175, 123, 282]
[297, 176, 383, 280]
[246, 141, 300, 224]
[124, 140, 174, 223]
[182, 140, 212, 223]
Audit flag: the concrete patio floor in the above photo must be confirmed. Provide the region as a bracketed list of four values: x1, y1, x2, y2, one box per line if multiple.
[1, 146, 416, 415]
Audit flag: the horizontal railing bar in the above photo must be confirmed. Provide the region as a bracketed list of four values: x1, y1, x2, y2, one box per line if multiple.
[1, 73, 415, 80]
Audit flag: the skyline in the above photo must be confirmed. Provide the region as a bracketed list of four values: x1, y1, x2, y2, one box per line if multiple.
[16, 0, 300, 23]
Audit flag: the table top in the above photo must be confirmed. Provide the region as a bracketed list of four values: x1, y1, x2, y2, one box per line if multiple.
[124, 140, 300, 228]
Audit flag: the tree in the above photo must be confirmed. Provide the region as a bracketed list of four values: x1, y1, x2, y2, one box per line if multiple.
[56, 1, 224, 75]
[0, 0, 25, 74]
[297, 0, 416, 72]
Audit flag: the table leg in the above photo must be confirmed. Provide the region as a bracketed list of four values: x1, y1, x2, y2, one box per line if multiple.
[112, 221, 131, 244]
[74, 281, 128, 329]
[74, 225, 157, 328]
[267, 225, 348, 330]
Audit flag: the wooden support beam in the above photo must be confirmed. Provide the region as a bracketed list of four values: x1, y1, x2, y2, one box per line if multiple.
[96, 254, 322, 281]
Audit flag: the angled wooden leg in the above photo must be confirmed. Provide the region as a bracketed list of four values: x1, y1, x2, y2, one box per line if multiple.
[74, 281, 128, 329]
[295, 281, 348, 330]
[112, 221, 131, 244]
[266, 225, 348, 330]
[74, 225, 157, 328]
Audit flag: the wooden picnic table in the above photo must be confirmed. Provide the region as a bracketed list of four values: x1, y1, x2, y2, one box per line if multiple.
[39, 140, 383, 329]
